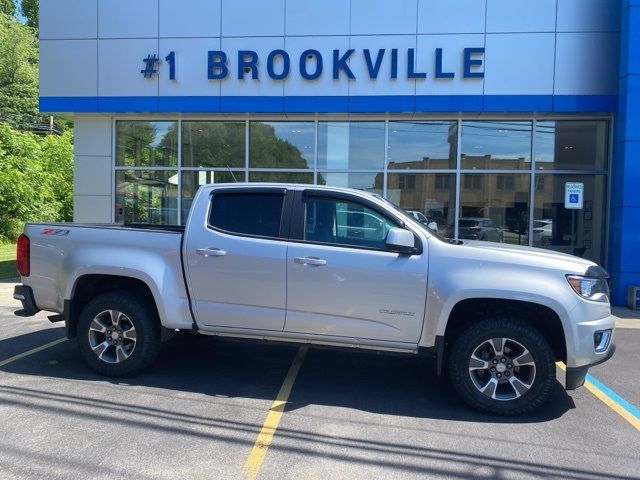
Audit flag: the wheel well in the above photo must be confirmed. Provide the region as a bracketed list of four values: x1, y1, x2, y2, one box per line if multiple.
[444, 298, 567, 363]
[66, 274, 159, 338]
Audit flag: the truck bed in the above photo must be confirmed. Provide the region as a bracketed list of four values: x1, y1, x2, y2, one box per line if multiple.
[22, 222, 189, 325]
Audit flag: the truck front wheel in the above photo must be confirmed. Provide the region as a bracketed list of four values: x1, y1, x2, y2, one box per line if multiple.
[447, 317, 556, 416]
[77, 291, 162, 376]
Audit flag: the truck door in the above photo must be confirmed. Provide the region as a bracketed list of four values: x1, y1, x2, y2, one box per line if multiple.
[285, 190, 428, 343]
[184, 187, 291, 332]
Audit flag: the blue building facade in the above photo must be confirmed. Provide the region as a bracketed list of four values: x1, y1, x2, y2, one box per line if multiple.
[610, 0, 640, 305]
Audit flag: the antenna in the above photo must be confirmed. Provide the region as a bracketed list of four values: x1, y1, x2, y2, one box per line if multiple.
[226, 164, 238, 183]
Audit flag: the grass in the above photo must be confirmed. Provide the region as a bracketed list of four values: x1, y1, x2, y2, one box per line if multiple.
[0, 244, 17, 279]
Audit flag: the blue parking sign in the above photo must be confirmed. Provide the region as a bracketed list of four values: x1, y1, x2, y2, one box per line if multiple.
[565, 183, 584, 209]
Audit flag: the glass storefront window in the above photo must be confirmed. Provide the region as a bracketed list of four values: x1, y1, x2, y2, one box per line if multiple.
[461, 121, 532, 170]
[116, 121, 177, 167]
[112, 118, 609, 262]
[387, 173, 455, 236]
[533, 175, 606, 264]
[181, 170, 245, 222]
[317, 172, 382, 195]
[250, 122, 314, 169]
[535, 121, 608, 171]
[182, 121, 245, 168]
[317, 122, 385, 170]
[249, 171, 314, 184]
[115, 170, 178, 224]
[387, 121, 457, 169]
[459, 173, 530, 245]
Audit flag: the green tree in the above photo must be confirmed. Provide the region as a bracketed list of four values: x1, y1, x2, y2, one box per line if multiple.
[0, 0, 16, 16]
[0, 123, 73, 242]
[0, 11, 40, 126]
[20, 0, 37, 30]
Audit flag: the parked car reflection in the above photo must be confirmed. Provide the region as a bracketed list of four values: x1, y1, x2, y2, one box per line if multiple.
[532, 219, 553, 245]
[458, 217, 504, 242]
[405, 210, 439, 232]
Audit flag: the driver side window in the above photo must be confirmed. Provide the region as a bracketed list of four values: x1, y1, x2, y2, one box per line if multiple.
[304, 197, 396, 249]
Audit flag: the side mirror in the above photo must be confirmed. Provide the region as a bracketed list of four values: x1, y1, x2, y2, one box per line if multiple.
[386, 227, 415, 254]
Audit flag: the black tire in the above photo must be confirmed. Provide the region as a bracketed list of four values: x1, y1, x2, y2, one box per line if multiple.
[447, 316, 555, 416]
[77, 291, 161, 376]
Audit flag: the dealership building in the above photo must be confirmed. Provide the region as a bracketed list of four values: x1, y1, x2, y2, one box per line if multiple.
[39, 0, 638, 305]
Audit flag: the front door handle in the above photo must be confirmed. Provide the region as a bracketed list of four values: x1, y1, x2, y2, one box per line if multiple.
[196, 248, 227, 257]
[294, 256, 327, 266]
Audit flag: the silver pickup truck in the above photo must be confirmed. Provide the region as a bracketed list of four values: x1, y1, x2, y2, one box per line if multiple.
[13, 183, 615, 415]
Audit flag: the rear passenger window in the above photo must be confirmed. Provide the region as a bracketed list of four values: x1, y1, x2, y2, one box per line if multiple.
[209, 193, 284, 238]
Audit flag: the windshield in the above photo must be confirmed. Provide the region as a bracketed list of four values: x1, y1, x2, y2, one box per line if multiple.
[372, 194, 449, 241]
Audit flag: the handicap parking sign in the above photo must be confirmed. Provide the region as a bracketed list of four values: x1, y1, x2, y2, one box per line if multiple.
[565, 183, 584, 209]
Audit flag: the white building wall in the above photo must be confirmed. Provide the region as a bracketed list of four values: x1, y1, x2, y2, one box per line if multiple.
[39, 0, 621, 101]
[72, 117, 113, 222]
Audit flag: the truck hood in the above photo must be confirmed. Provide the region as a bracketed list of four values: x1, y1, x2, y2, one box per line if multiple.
[458, 239, 597, 272]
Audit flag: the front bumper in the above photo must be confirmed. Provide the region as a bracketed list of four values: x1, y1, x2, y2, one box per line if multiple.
[13, 285, 40, 317]
[566, 342, 616, 390]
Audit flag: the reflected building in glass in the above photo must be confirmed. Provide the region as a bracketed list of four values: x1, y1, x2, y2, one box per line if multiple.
[113, 119, 608, 265]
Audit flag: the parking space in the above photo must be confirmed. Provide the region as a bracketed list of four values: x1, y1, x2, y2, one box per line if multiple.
[1, 281, 639, 480]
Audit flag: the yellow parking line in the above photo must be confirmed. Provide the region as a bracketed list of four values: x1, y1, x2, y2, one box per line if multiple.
[557, 362, 640, 432]
[0, 338, 67, 367]
[244, 345, 308, 480]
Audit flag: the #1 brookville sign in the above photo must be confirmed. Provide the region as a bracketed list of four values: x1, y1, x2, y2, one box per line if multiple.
[148, 47, 486, 81]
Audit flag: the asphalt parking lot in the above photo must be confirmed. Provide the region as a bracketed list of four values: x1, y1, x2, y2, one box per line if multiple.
[1, 279, 639, 480]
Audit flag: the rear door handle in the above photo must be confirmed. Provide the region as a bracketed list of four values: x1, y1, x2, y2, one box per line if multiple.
[196, 248, 227, 257]
[294, 256, 327, 266]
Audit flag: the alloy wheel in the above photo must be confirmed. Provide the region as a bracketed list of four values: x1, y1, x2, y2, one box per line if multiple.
[87, 309, 137, 364]
[468, 337, 536, 401]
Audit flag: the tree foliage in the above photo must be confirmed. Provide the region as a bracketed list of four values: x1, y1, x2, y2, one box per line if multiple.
[0, 11, 40, 127]
[0, 0, 16, 16]
[0, 123, 73, 242]
[20, 0, 37, 30]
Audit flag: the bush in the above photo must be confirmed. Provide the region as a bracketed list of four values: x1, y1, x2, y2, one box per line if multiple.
[0, 122, 73, 242]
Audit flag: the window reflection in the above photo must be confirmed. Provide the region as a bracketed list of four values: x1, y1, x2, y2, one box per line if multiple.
[459, 174, 530, 245]
[182, 121, 245, 168]
[111, 118, 609, 262]
[181, 170, 245, 222]
[304, 197, 395, 249]
[536, 121, 608, 171]
[317, 172, 382, 195]
[250, 122, 314, 169]
[387, 121, 457, 169]
[249, 171, 314, 184]
[461, 121, 532, 170]
[387, 173, 455, 236]
[115, 170, 178, 224]
[533, 175, 606, 264]
[116, 121, 177, 167]
[318, 122, 385, 170]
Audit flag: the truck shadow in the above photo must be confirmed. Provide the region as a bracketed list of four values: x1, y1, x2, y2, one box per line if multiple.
[0, 330, 575, 424]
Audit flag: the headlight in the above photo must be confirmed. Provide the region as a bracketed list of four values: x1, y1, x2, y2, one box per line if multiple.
[566, 275, 609, 303]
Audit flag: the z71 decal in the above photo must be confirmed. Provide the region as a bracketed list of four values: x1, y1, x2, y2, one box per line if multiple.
[41, 228, 70, 236]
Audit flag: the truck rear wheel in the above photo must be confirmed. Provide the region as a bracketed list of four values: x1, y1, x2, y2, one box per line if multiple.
[77, 291, 161, 376]
[447, 317, 556, 416]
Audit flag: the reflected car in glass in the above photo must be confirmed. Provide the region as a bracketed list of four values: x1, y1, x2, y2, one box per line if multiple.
[405, 210, 439, 232]
[458, 218, 503, 242]
[532, 219, 553, 245]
